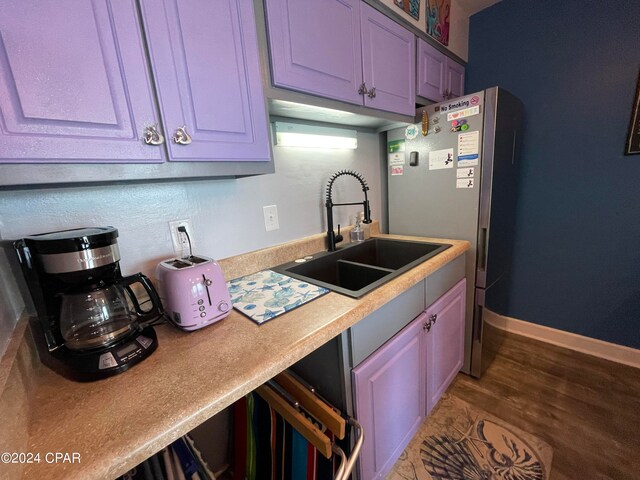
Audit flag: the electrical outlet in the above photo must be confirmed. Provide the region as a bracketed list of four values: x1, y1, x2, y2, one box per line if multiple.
[169, 219, 193, 257]
[263, 205, 279, 232]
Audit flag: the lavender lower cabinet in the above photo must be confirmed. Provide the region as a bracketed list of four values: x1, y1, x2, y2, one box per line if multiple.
[425, 278, 466, 414]
[352, 278, 466, 478]
[352, 313, 427, 480]
[140, 0, 270, 162]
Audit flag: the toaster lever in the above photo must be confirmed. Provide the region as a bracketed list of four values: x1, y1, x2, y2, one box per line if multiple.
[202, 274, 212, 306]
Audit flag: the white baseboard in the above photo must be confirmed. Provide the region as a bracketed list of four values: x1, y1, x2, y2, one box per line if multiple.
[484, 310, 640, 369]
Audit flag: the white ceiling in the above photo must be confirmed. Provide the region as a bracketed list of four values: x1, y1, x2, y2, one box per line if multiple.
[456, 0, 501, 16]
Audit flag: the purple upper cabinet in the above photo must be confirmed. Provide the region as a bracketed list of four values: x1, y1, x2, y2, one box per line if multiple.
[446, 59, 466, 100]
[416, 38, 465, 101]
[360, 4, 416, 116]
[352, 313, 426, 480]
[265, 0, 416, 116]
[140, 0, 270, 162]
[417, 38, 446, 101]
[425, 278, 466, 414]
[265, 0, 363, 106]
[0, 0, 162, 163]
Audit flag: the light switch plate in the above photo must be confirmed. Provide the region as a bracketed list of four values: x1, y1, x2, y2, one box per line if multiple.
[263, 205, 279, 231]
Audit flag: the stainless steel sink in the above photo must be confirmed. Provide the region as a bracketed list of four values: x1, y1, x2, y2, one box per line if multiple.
[272, 238, 451, 298]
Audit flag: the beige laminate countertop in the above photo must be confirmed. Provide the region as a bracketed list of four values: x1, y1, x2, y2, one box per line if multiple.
[0, 232, 469, 480]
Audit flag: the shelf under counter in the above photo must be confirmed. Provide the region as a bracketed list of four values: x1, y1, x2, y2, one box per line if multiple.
[0, 230, 469, 480]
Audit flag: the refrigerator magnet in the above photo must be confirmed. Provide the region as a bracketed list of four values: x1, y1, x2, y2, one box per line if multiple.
[429, 148, 454, 170]
[456, 178, 475, 188]
[457, 167, 475, 178]
[446, 105, 480, 121]
[388, 152, 405, 166]
[421, 111, 428, 136]
[388, 139, 405, 153]
[391, 166, 404, 175]
[457, 131, 480, 166]
[405, 124, 419, 140]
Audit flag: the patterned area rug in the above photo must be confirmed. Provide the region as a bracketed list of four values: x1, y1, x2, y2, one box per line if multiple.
[387, 394, 553, 480]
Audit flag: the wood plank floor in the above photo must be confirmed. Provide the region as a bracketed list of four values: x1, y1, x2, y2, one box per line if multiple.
[448, 329, 640, 480]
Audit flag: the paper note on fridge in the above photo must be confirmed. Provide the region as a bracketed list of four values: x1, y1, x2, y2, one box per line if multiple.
[456, 178, 475, 188]
[388, 152, 405, 166]
[458, 131, 479, 166]
[457, 167, 475, 178]
[429, 148, 454, 170]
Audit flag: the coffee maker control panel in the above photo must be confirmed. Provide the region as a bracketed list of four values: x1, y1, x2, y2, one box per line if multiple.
[98, 334, 155, 370]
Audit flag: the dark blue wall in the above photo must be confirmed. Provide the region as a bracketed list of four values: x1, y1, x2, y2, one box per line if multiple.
[467, 0, 640, 348]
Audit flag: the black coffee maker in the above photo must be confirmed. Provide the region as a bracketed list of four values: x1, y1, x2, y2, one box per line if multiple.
[14, 227, 162, 381]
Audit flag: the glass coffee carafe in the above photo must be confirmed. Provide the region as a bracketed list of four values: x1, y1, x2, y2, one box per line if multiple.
[60, 273, 162, 351]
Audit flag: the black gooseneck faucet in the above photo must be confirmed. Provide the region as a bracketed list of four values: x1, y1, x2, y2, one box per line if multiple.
[325, 170, 372, 252]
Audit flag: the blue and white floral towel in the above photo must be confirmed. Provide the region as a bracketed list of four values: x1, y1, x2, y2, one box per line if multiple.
[227, 270, 329, 325]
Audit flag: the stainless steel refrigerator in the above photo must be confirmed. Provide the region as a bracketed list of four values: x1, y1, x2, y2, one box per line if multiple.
[387, 87, 523, 377]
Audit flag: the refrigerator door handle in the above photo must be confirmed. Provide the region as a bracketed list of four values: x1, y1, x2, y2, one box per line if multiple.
[470, 288, 486, 378]
[478, 227, 488, 271]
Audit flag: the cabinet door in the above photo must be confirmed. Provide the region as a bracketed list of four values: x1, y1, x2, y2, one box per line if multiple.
[265, 0, 363, 106]
[0, 0, 162, 163]
[425, 278, 466, 414]
[446, 59, 465, 99]
[360, 4, 416, 116]
[353, 313, 426, 480]
[141, 0, 270, 162]
[416, 38, 446, 101]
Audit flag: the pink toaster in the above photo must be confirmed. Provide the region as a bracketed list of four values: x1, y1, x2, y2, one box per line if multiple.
[156, 255, 231, 331]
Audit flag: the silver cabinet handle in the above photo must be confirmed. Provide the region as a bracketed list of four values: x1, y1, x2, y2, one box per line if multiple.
[173, 125, 192, 145]
[367, 87, 376, 99]
[430, 313, 438, 325]
[423, 320, 432, 332]
[358, 83, 368, 96]
[143, 124, 164, 146]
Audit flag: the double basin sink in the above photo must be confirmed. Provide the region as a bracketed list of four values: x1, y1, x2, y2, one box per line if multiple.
[273, 238, 451, 298]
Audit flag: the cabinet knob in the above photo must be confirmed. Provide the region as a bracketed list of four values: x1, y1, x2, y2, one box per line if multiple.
[423, 320, 432, 332]
[143, 124, 165, 146]
[358, 83, 368, 96]
[429, 313, 438, 324]
[173, 125, 193, 145]
[366, 87, 376, 99]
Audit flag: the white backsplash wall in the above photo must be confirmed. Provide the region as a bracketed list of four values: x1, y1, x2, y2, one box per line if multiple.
[0, 131, 382, 355]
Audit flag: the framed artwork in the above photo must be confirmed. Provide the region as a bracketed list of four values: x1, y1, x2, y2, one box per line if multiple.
[625, 71, 640, 155]
[383, 0, 426, 31]
[426, 0, 451, 46]
[393, 0, 421, 20]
